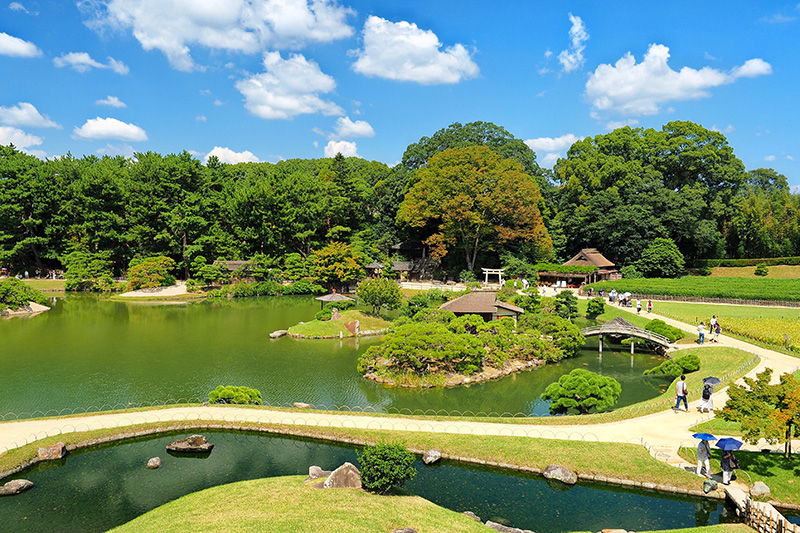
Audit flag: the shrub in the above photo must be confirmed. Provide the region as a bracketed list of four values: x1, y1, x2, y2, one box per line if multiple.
[541, 369, 622, 414]
[208, 385, 262, 405]
[635, 238, 685, 278]
[620, 265, 643, 279]
[0, 277, 48, 311]
[459, 269, 477, 283]
[357, 277, 402, 315]
[754, 264, 769, 277]
[358, 443, 417, 494]
[127, 256, 176, 290]
[586, 296, 605, 319]
[315, 309, 331, 321]
[645, 319, 684, 342]
[282, 279, 326, 295]
[644, 353, 701, 377]
[466, 281, 481, 290]
[554, 290, 578, 320]
[62, 250, 117, 291]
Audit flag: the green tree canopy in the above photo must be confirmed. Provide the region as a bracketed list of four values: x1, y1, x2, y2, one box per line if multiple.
[357, 277, 402, 315]
[0, 277, 48, 311]
[309, 241, 365, 290]
[636, 237, 685, 278]
[541, 368, 622, 414]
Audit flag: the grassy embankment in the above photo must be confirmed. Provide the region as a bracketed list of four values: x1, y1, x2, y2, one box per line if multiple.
[21, 278, 66, 291]
[711, 265, 800, 279]
[287, 309, 391, 337]
[587, 277, 800, 303]
[109, 475, 488, 533]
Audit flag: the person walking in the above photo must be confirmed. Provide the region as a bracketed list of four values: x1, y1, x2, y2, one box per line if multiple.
[697, 322, 706, 345]
[698, 382, 714, 413]
[646, 300, 653, 313]
[713, 322, 721, 343]
[721, 450, 737, 485]
[674, 375, 689, 411]
[636, 299, 642, 314]
[696, 439, 712, 478]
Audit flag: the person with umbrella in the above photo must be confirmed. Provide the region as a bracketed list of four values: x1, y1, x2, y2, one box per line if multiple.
[698, 376, 720, 413]
[693, 433, 716, 478]
[717, 438, 742, 485]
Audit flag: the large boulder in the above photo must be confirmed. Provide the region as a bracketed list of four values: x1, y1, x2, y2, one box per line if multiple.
[37, 442, 67, 460]
[147, 457, 162, 469]
[0, 479, 34, 496]
[293, 402, 313, 409]
[422, 449, 442, 465]
[703, 479, 718, 493]
[485, 520, 535, 533]
[269, 329, 288, 339]
[750, 482, 771, 499]
[392, 529, 417, 533]
[463, 511, 481, 522]
[166, 435, 214, 453]
[305, 465, 333, 481]
[542, 464, 577, 485]
[321, 462, 361, 489]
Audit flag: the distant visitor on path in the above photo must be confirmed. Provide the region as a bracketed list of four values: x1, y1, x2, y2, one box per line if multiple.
[713, 322, 721, 343]
[696, 439, 712, 478]
[636, 299, 642, 314]
[697, 322, 706, 345]
[674, 375, 688, 412]
[698, 383, 714, 413]
[646, 300, 652, 313]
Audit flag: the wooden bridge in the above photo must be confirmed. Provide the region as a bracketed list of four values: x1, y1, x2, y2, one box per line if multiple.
[580, 316, 671, 354]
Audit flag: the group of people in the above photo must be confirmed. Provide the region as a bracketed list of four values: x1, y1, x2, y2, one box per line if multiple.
[696, 438, 738, 485]
[674, 375, 715, 413]
[697, 315, 722, 345]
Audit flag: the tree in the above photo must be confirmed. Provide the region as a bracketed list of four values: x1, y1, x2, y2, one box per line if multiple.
[357, 277, 402, 315]
[62, 250, 116, 291]
[554, 290, 578, 320]
[397, 146, 552, 272]
[358, 443, 417, 494]
[541, 369, 622, 414]
[586, 296, 605, 319]
[0, 277, 48, 311]
[308, 242, 364, 290]
[636, 238, 685, 278]
[127, 256, 177, 289]
[719, 368, 800, 458]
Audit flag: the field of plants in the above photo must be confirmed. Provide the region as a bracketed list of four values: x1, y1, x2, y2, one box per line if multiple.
[710, 265, 800, 279]
[587, 277, 800, 302]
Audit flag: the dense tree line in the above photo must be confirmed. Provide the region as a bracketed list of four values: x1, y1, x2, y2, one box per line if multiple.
[1, 120, 796, 279]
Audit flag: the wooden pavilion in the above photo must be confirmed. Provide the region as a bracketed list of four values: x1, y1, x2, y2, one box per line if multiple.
[439, 291, 524, 323]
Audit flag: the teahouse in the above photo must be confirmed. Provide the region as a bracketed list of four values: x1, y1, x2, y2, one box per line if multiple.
[537, 248, 621, 286]
[439, 291, 524, 324]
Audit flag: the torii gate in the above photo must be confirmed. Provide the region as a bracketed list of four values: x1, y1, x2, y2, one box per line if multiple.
[481, 268, 504, 285]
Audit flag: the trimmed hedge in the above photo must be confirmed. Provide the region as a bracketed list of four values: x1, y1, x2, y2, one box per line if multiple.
[535, 263, 598, 274]
[697, 256, 800, 268]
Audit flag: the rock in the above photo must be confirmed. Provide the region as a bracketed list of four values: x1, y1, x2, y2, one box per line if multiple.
[750, 481, 771, 499]
[392, 529, 417, 533]
[147, 457, 161, 469]
[321, 462, 361, 489]
[463, 511, 481, 522]
[600, 529, 628, 533]
[37, 442, 67, 460]
[269, 329, 288, 339]
[331, 308, 342, 320]
[703, 479, 718, 493]
[305, 465, 333, 481]
[344, 320, 359, 335]
[0, 479, 34, 496]
[485, 520, 535, 533]
[422, 449, 442, 465]
[542, 464, 577, 485]
[293, 402, 313, 409]
[166, 434, 214, 453]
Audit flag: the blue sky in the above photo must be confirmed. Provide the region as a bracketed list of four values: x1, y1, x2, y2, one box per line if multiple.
[1, 0, 797, 188]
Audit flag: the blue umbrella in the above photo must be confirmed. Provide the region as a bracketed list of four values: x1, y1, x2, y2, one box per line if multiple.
[716, 437, 743, 450]
[692, 433, 717, 441]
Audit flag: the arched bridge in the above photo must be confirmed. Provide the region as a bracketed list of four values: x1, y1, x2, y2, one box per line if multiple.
[580, 316, 671, 354]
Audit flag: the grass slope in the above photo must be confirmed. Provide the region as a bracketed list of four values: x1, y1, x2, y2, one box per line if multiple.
[288, 309, 391, 337]
[711, 265, 800, 279]
[21, 279, 66, 291]
[587, 277, 800, 302]
[109, 475, 488, 533]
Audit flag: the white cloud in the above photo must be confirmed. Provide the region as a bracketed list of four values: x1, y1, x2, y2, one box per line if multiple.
[331, 116, 374, 139]
[0, 102, 60, 128]
[9, 2, 33, 14]
[760, 13, 796, 23]
[73, 117, 148, 141]
[205, 146, 259, 164]
[704, 52, 717, 61]
[0, 126, 42, 150]
[54, 52, 129, 74]
[524, 134, 583, 168]
[196, 115, 207, 122]
[95, 95, 126, 108]
[585, 44, 772, 118]
[96, 143, 135, 157]
[711, 124, 735, 134]
[350, 15, 479, 85]
[81, 0, 354, 72]
[235, 51, 343, 120]
[0, 31, 41, 57]
[764, 155, 776, 161]
[324, 140, 359, 158]
[605, 119, 639, 130]
[214, 99, 224, 106]
[792, 185, 800, 195]
[540, 153, 561, 167]
[557, 13, 588, 73]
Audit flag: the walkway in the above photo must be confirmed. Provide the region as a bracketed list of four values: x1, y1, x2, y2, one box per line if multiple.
[119, 281, 187, 298]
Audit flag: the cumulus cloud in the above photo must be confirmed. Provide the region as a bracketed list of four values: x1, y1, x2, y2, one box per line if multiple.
[81, 0, 354, 72]
[0, 102, 60, 128]
[95, 143, 135, 157]
[350, 15, 479, 85]
[605, 119, 640, 130]
[205, 146, 259, 164]
[711, 124, 735, 134]
[73, 117, 148, 141]
[54, 52, 129, 74]
[331, 116, 374, 139]
[324, 140, 359, 158]
[0, 31, 41, 57]
[764, 155, 776, 161]
[524, 134, 583, 168]
[557, 13, 588, 73]
[0, 125, 43, 150]
[235, 51, 343, 120]
[9, 2, 34, 14]
[585, 44, 772, 118]
[95, 95, 126, 108]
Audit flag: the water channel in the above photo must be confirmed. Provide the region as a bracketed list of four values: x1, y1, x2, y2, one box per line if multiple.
[0, 431, 739, 533]
[0, 294, 671, 418]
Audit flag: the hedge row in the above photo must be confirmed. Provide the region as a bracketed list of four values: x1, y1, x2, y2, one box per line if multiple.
[696, 256, 800, 268]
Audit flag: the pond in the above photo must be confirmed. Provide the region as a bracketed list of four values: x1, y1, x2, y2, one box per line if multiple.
[0, 431, 739, 533]
[0, 294, 671, 419]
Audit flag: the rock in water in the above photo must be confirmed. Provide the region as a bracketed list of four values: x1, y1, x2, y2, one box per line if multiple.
[422, 449, 442, 465]
[147, 457, 161, 469]
[322, 462, 362, 489]
[542, 464, 577, 485]
[166, 435, 214, 453]
[0, 479, 34, 496]
[750, 481, 771, 499]
[269, 329, 288, 338]
[485, 520, 535, 533]
[37, 442, 67, 460]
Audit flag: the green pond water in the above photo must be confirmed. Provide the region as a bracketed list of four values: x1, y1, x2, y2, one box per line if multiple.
[0, 431, 739, 533]
[0, 294, 671, 418]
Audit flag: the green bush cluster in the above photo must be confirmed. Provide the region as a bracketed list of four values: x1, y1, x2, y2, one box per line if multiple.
[754, 264, 769, 276]
[645, 319, 684, 342]
[541, 369, 622, 414]
[357, 443, 417, 494]
[209, 279, 325, 299]
[697, 256, 800, 268]
[314, 300, 355, 321]
[128, 256, 177, 290]
[586, 296, 605, 319]
[534, 263, 598, 274]
[208, 385, 262, 405]
[0, 277, 49, 311]
[644, 353, 701, 377]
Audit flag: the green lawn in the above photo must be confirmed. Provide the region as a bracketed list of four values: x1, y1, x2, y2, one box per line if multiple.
[689, 418, 744, 438]
[649, 301, 800, 354]
[109, 475, 489, 533]
[712, 265, 800, 279]
[21, 278, 66, 291]
[587, 277, 800, 302]
[288, 309, 392, 337]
